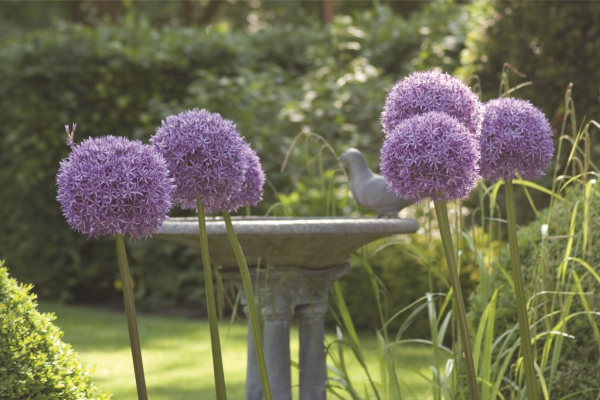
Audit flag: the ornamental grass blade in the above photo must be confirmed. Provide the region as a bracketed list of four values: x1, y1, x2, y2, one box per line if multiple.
[582, 179, 597, 255]
[332, 282, 365, 364]
[534, 361, 550, 400]
[473, 289, 499, 400]
[572, 271, 600, 357]
[558, 202, 579, 283]
[390, 297, 430, 342]
[426, 293, 442, 400]
[376, 332, 403, 400]
[512, 179, 565, 201]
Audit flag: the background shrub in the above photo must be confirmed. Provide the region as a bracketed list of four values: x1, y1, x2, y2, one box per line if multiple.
[459, 1, 600, 129]
[469, 185, 600, 399]
[0, 260, 110, 400]
[0, 4, 470, 314]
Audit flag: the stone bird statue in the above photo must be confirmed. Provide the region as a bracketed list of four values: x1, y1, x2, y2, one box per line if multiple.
[339, 148, 413, 218]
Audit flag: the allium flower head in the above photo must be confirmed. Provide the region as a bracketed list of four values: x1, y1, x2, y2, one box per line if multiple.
[380, 111, 480, 202]
[150, 109, 252, 213]
[381, 70, 482, 136]
[57, 136, 173, 240]
[221, 145, 265, 211]
[480, 98, 554, 182]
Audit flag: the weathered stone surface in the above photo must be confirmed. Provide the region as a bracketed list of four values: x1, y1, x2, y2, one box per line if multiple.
[154, 217, 419, 269]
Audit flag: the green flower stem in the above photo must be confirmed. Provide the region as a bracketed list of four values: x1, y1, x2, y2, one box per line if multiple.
[222, 211, 273, 400]
[433, 202, 479, 400]
[196, 200, 228, 400]
[505, 180, 539, 400]
[115, 234, 148, 400]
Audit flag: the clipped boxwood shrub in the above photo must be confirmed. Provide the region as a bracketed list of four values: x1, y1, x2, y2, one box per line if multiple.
[0, 261, 110, 400]
[469, 185, 600, 399]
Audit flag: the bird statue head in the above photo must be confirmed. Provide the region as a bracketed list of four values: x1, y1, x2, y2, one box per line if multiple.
[339, 147, 413, 218]
[339, 148, 362, 163]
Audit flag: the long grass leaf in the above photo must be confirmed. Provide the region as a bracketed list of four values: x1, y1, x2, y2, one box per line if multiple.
[558, 203, 579, 283]
[534, 361, 550, 400]
[512, 179, 565, 200]
[378, 332, 403, 400]
[332, 282, 365, 363]
[426, 292, 441, 400]
[572, 271, 600, 355]
[582, 179, 597, 255]
[482, 290, 498, 400]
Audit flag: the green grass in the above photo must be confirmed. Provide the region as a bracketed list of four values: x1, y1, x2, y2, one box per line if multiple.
[38, 301, 439, 399]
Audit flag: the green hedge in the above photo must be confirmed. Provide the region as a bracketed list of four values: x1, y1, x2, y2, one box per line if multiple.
[459, 1, 600, 126]
[0, 261, 110, 399]
[468, 186, 600, 399]
[0, 4, 474, 312]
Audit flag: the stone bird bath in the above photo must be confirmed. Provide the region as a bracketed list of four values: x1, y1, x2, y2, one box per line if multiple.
[155, 216, 419, 400]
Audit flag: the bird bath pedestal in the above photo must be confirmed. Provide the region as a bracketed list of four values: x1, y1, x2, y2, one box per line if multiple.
[155, 217, 419, 400]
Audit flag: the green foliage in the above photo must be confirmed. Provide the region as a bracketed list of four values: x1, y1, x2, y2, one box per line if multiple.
[336, 220, 480, 339]
[469, 184, 600, 399]
[0, 261, 110, 400]
[0, 3, 471, 307]
[459, 1, 600, 127]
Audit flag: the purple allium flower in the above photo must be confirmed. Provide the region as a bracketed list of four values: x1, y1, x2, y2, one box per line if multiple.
[480, 98, 554, 182]
[380, 111, 480, 202]
[381, 70, 482, 136]
[150, 109, 252, 213]
[57, 136, 173, 240]
[221, 145, 265, 211]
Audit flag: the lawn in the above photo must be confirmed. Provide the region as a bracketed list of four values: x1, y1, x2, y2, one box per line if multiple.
[39, 302, 440, 399]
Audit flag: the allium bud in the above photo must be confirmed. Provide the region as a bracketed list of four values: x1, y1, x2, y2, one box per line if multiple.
[480, 98, 554, 182]
[381, 70, 482, 136]
[150, 109, 252, 213]
[57, 136, 173, 240]
[380, 112, 480, 202]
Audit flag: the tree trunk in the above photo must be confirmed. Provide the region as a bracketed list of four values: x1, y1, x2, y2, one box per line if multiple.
[199, 0, 224, 25]
[182, 0, 194, 25]
[319, 0, 336, 25]
[91, 0, 117, 21]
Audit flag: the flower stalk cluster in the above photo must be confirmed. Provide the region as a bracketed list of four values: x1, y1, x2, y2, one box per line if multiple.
[57, 112, 267, 400]
[150, 108, 270, 400]
[57, 134, 176, 400]
[380, 70, 482, 400]
[479, 97, 554, 400]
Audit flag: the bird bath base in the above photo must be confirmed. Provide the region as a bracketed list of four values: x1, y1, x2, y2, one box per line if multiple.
[154, 217, 419, 400]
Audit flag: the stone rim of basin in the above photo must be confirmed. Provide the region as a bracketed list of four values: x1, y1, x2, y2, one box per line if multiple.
[154, 216, 419, 269]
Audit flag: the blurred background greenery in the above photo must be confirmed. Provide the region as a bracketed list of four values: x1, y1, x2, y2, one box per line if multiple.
[0, 0, 598, 339]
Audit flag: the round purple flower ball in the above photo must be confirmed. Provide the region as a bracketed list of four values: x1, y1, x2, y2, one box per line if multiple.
[222, 145, 265, 211]
[381, 70, 482, 136]
[381, 111, 481, 202]
[480, 98, 554, 182]
[57, 136, 174, 240]
[150, 109, 252, 213]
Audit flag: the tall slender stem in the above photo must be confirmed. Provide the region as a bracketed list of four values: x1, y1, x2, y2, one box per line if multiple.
[505, 180, 539, 399]
[433, 202, 479, 400]
[115, 234, 148, 400]
[197, 200, 228, 400]
[222, 211, 273, 400]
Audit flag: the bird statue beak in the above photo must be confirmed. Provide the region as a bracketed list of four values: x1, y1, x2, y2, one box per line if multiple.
[339, 150, 350, 162]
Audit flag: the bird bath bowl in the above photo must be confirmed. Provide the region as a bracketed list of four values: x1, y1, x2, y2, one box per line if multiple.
[154, 216, 419, 400]
[154, 216, 420, 270]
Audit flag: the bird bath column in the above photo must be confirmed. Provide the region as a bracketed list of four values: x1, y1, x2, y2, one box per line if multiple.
[154, 217, 420, 400]
[222, 264, 350, 400]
